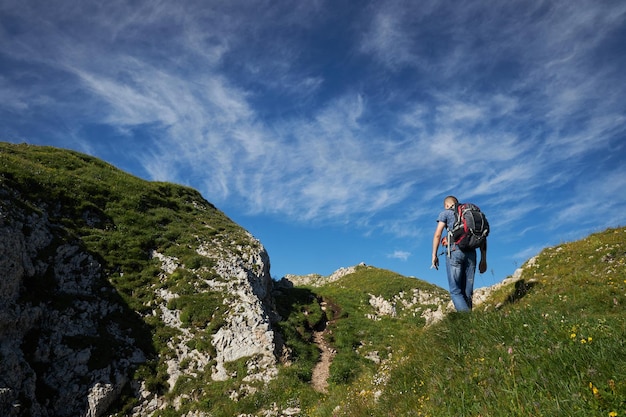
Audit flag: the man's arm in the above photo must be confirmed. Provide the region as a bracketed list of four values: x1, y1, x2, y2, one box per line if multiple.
[479, 239, 488, 273]
[432, 221, 446, 270]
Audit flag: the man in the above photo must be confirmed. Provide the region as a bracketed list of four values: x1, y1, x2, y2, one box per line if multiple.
[431, 196, 487, 311]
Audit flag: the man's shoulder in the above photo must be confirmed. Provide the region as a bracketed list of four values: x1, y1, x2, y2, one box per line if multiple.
[437, 209, 455, 225]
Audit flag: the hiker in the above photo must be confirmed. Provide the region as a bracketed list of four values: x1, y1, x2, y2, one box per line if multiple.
[431, 195, 488, 311]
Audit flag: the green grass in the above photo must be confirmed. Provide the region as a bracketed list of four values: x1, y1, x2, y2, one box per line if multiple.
[267, 230, 625, 417]
[351, 227, 626, 417]
[0, 142, 259, 412]
[319, 266, 448, 359]
[3, 142, 624, 417]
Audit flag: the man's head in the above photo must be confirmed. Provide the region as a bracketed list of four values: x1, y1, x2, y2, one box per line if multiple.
[444, 195, 458, 210]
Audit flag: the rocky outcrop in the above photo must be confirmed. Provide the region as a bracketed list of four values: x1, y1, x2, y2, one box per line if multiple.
[473, 256, 539, 308]
[366, 288, 449, 326]
[280, 263, 366, 287]
[208, 247, 278, 383]
[0, 190, 147, 417]
[0, 176, 280, 416]
[129, 237, 279, 416]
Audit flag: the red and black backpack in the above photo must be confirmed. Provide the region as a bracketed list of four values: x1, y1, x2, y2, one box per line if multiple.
[450, 203, 489, 251]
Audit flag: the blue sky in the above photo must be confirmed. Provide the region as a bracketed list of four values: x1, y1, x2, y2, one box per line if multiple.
[2, 0, 626, 290]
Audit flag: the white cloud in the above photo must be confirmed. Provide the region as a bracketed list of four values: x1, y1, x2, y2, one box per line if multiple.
[2, 0, 625, 243]
[388, 250, 411, 261]
[555, 164, 626, 227]
[359, 9, 416, 70]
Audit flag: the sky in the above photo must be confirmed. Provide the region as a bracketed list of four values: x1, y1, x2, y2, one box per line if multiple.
[1, 0, 626, 290]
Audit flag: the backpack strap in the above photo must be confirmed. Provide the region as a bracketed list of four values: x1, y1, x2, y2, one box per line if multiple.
[447, 204, 458, 258]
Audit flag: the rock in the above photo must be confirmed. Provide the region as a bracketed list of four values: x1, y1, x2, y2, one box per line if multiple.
[281, 263, 366, 287]
[0, 145, 284, 416]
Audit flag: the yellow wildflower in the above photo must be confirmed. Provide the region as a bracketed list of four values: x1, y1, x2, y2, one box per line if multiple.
[590, 384, 600, 399]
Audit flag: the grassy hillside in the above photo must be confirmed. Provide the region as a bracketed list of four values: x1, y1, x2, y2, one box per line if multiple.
[2, 142, 623, 416]
[318, 228, 626, 417]
[254, 265, 451, 416]
[0, 142, 253, 305]
[0, 142, 264, 412]
[260, 231, 625, 417]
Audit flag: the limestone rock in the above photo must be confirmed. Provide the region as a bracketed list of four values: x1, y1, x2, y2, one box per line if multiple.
[0, 191, 145, 417]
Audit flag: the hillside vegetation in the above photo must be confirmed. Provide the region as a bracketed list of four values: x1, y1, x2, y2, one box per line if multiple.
[1, 142, 624, 416]
[391, 226, 626, 416]
[0, 142, 276, 415]
[272, 230, 625, 417]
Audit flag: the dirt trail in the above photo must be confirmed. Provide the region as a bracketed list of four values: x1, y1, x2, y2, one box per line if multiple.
[311, 329, 334, 393]
[311, 299, 338, 393]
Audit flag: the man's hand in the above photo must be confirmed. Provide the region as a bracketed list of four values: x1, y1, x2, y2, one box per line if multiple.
[432, 221, 445, 271]
[479, 258, 487, 274]
[431, 255, 439, 270]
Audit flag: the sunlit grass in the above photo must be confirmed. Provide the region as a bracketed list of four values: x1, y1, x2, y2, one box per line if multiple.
[3, 143, 624, 416]
[368, 227, 626, 417]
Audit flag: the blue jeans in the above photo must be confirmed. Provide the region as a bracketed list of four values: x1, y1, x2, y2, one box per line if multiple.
[445, 247, 476, 312]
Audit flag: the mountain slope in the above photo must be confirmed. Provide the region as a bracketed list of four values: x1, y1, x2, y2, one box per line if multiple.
[1, 142, 623, 417]
[325, 227, 626, 417]
[0, 142, 279, 416]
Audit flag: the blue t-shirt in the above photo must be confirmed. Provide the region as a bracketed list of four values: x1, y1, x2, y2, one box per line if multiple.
[437, 209, 458, 249]
[436, 209, 456, 230]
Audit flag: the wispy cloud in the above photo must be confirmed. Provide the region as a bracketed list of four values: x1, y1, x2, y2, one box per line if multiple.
[387, 250, 411, 261]
[1, 0, 625, 242]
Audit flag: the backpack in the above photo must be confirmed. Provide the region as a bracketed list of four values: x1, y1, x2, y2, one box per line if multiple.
[450, 203, 489, 251]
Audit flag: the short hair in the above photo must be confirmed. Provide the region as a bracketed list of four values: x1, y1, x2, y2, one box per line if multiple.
[444, 195, 458, 205]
